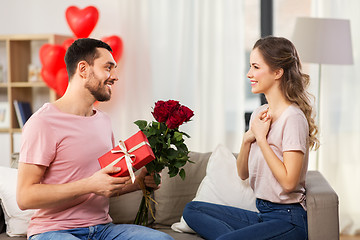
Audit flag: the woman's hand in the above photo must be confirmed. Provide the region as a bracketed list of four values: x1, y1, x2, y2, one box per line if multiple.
[251, 108, 271, 142]
[243, 129, 256, 144]
[237, 129, 256, 180]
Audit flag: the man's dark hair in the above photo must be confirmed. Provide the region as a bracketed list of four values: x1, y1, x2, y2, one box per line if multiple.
[64, 38, 112, 79]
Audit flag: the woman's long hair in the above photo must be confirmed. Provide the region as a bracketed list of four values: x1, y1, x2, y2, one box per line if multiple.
[254, 36, 319, 150]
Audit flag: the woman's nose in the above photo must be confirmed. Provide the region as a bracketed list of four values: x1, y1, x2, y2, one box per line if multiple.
[247, 69, 252, 79]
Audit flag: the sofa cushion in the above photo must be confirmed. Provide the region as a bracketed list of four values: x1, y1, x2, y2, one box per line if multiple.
[154, 151, 211, 226]
[0, 167, 35, 237]
[109, 190, 151, 224]
[0, 232, 26, 240]
[171, 145, 257, 233]
[153, 225, 203, 240]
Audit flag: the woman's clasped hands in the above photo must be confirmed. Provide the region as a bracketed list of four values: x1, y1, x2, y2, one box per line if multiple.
[250, 108, 271, 143]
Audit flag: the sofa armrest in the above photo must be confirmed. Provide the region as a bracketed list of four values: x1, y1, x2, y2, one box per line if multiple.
[306, 170, 339, 240]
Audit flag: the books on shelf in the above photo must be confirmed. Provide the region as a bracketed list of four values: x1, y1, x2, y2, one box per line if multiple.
[13, 100, 33, 128]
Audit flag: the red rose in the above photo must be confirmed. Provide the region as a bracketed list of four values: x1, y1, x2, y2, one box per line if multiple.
[152, 100, 193, 128]
[152, 100, 168, 122]
[164, 100, 180, 114]
[179, 105, 194, 122]
[166, 109, 187, 129]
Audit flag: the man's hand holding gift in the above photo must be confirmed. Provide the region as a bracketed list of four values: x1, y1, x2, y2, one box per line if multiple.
[87, 165, 131, 198]
[136, 168, 160, 191]
[88, 164, 161, 198]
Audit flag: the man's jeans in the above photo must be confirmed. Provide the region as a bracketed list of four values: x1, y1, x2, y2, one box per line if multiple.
[29, 223, 174, 240]
[183, 199, 308, 240]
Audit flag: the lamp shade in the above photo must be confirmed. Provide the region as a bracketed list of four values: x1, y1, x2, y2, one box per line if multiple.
[292, 17, 353, 65]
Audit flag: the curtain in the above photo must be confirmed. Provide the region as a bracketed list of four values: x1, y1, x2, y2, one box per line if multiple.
[313, 0, 360, 235]
[99, 0, 245, 153]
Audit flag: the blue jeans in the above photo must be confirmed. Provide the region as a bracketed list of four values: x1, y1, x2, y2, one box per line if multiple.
[28, 223, 174, 240]
[183, 199, 308, 240]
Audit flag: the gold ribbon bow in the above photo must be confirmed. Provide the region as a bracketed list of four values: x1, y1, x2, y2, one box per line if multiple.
[108, 140, 150, 183]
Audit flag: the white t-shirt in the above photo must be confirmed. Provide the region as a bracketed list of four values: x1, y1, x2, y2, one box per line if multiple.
[248, 104, 309, 205]
[19, 103, 115, 237]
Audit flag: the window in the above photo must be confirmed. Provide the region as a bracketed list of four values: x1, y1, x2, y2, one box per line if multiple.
[244, 0, 261, 130]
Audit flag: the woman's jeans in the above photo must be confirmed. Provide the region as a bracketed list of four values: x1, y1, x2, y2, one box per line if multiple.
[28, 223, 174, 240]
[183, 199, 308, 240]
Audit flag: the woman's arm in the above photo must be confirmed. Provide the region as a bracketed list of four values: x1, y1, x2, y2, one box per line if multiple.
[237, 130, 255, 180]
[256, 139, 304, 192]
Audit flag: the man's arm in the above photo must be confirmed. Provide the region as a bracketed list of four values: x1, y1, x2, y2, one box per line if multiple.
[16, 162, 131, 210]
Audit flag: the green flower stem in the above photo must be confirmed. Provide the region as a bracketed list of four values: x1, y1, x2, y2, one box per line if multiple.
[134, 195, 151, 226]
[134, 196, 147, 225]
[165, 127, 169, 136]
[134, 188, 156, 226]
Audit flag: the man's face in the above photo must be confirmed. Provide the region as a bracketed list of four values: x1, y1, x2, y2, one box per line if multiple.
[85, 48, 118, 102]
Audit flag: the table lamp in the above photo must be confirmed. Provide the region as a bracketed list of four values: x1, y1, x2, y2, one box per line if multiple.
[292, 17, 353, 170]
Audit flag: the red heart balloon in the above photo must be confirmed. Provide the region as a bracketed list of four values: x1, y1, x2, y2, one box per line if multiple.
[39, 44, 66, 74]
[66, 6, 99, 38]
[40, 44, 67, 92]
[102, 35, 123, 62]
[62, 38, 76, 50]
[41, 68, 57, 91]
[56, 68, 69, 97]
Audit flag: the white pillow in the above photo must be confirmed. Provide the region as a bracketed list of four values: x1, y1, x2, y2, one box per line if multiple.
[0, 166, 35, 237]
[171, 144, 257, 233]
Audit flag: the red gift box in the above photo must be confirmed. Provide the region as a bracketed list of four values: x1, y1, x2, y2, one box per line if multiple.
[98, 131, 155, 179]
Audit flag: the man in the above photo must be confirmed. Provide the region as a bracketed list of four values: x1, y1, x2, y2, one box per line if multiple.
[16, 38, 173, 240]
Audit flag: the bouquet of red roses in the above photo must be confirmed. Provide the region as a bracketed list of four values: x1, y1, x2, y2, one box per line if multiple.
[134, 100, 194, 225]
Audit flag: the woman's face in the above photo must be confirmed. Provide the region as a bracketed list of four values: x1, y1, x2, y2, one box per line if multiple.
[247, 47, 279, 95]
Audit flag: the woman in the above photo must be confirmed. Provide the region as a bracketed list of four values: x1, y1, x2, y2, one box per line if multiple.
[183, 36, 319, 240]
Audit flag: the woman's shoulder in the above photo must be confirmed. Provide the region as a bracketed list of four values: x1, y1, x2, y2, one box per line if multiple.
[286, 104, 306, 120]
[282, 104, 308, 131]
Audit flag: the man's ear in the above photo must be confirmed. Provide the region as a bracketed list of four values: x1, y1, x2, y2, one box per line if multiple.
[274, 68, 284, 80]
[77, 61, 89, 79]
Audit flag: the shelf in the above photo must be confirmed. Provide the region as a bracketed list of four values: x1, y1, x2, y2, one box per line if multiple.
[10, 81, 47, 88]
[0, 128, 9, 133]
[10, 128, 22, 133]
[0, 82, 48, 88]
[0, 33, 71, 161]
[0, 34, 71, 44]
[0, 128, 22, 133]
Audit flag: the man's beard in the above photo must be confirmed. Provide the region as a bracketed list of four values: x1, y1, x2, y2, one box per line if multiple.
[85, 71, 111, 102]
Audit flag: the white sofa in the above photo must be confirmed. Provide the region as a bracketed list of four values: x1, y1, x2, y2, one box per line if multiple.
[0, 151, 339, 240]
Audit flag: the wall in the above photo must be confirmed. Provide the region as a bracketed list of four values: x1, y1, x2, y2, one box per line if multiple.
[0, 0, 122, 37]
